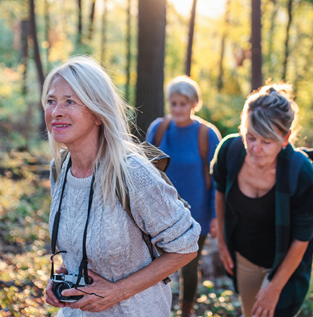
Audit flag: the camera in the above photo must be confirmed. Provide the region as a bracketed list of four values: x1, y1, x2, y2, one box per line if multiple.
[52, 273, 90, 302]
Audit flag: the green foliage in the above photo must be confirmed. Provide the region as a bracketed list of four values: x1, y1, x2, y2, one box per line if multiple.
[0, 154, 57, 316]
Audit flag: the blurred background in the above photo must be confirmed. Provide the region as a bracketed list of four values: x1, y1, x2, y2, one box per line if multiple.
[0, 0, 313, 316]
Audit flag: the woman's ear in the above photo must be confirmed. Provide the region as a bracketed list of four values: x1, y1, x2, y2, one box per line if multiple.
[282, 130, 291, 147]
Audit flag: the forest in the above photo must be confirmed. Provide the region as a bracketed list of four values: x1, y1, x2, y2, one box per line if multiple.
[0, 0, 313, 316]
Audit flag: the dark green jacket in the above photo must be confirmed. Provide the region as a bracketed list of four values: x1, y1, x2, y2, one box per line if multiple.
[211, 134, 313, 317]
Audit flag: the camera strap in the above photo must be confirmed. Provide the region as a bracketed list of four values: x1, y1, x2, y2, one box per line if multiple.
[50, 156, 95, 289]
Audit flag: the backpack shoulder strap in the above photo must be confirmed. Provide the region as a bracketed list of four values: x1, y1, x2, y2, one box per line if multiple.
[51, 150, 69, 183]
[289, 149, 308, 196]
[153, 116, 172, 147]
[115, 172, 171, 284]
[198, 123, 211, 189]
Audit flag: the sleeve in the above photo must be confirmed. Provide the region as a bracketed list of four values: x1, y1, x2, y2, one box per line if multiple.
[207, 127, 222, 218]
[127, 157, 201, 254]
[291, 159, 313, 241]
[210, 136, 234, 193]
[146, 117, 163, 144]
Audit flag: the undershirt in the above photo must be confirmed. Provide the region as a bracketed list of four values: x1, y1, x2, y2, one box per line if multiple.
[230, 179, 276, 268]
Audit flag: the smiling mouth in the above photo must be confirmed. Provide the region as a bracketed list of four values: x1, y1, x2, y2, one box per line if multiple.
[53, 124, 71, 128]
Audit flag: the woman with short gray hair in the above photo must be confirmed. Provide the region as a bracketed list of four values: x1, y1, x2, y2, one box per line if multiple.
[212, 84, 313, 317]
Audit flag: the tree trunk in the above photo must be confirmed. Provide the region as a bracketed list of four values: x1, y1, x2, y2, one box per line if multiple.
[77, 0, 82, 45]
[20, 19, 29, 95]
[217, 0, 231, 92]
[44, 0, 50, 73]
[100, 0, 107, 64]
[282, 0, 293, 81]
[267, 0, 278, 77]
[135, 0, 166, 141]
[88, 0, 97, 40]
[29, 0, 46, 136]
[185, 0, 197, 76]
[125, 0, 132, 101]
[251, 0, 263, 91]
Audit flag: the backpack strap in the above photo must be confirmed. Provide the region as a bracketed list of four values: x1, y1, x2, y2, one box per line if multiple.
[51, 149, 69, 183]
[153, 116, 172, 147]
[115, 179, 171, 284]
[289, 149, 308, 196]
[198, 123, 211, 189]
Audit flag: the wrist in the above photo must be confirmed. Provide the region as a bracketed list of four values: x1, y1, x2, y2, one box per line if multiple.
[268, 280, 284, 293]
[115, 279, 128, 301]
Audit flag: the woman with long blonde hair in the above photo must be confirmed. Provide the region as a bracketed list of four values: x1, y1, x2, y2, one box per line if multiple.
[43, 56, 201, 316]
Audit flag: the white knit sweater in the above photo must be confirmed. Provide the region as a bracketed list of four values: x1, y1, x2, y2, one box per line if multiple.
[49, 154, 201, 317]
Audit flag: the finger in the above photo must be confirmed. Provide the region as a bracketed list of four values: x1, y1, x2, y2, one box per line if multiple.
[69, 294, 95, 310]
[61, 287, 86, 298]
[45, 293, 70, 307]
[56, 267, 68, 274]
[253, 306, 263, 317]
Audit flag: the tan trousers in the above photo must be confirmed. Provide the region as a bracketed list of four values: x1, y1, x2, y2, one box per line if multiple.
[236, 252, 271, 317]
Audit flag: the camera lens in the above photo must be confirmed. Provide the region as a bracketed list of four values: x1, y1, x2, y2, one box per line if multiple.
[55, 282, 72, 300]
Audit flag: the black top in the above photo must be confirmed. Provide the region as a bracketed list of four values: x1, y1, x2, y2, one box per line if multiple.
[229, 178, 276, 268]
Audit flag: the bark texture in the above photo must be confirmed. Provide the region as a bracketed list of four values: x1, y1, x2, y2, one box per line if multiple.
[135, 0, 166, 140]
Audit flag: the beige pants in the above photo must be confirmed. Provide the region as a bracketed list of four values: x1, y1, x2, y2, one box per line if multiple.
[236, 252, 271, 317]
[56, 309, 65, 317]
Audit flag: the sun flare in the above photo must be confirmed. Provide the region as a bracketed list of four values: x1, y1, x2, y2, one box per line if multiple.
[168, 0, 226, 18]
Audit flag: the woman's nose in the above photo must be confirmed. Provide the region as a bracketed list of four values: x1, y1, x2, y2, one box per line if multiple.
[52, 103, 66, 118]
[253, 141, 262, 152]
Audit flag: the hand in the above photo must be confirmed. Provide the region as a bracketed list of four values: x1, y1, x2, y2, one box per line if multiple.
[251, 283, 281, 317]
[63, 270, 124, 312]
[210, 218, 218, 239]
[217, 240, 234, 275]
[45, 264, 70, 308]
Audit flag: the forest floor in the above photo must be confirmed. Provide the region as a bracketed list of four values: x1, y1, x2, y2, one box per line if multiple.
[0, 148, 312, 317]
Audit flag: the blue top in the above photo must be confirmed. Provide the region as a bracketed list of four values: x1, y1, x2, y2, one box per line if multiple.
[146, 118, 221, 235]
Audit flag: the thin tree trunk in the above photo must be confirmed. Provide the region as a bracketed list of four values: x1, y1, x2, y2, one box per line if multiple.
[135, 0, 166, 140]
[20, 19, 29, 95]
[282, 0, 293, 81]
[217, 0, 231, 92]
[251, 0, 263, 91]
[44, 0, 50, 73]
[29, 0, 46, 135]
[267, 0, 278, 76]
[88, 0, 97, 40]
[77, 0, 82, 45]
[185, 0, 197, 76]
[125, 0, 131, 101]
[100, 0, 107, 63]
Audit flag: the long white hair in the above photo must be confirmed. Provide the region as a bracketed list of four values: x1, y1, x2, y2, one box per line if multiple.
[42, 55, 148, 207]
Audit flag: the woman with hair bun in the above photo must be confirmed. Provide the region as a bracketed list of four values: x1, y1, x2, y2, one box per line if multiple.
[43, 56, 201, 316]
[211, 84, 313, 317]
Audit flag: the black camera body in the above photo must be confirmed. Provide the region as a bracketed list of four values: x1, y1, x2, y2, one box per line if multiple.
[52, 273, 89, 302]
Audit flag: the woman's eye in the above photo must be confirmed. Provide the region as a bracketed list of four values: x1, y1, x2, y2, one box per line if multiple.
[66, 100, 75, 105]
[47, 99, 55, 105]
[262, 140, 271, 145]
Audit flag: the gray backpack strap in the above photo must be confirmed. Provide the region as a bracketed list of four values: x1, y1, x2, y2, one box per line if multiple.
[289, 150, 307, 196]
[51, 150, 69, 183]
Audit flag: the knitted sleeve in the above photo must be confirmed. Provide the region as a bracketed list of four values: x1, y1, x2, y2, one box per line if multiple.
[126, 156, 201, 254]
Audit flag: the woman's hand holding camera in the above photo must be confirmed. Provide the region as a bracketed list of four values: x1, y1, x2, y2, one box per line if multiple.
[45, 264, 70, 308]
[62, 270, 124, 313]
